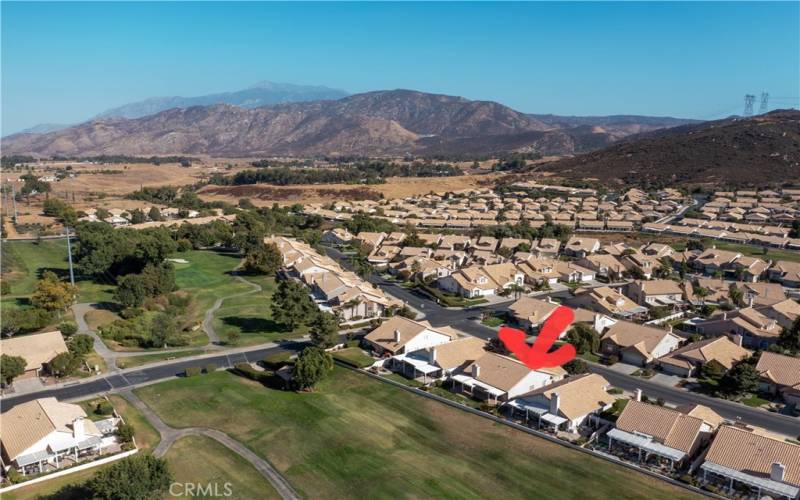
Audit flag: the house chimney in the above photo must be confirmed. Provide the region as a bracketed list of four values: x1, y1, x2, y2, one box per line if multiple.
[430, 347, 437, 363]
[667, 325, 673, 333]
[732, 334, 743, 347]
[394, 329, 401, 343]
[635, 389, 642, 402]
[722, 312, 728, 320]
[73, 417, 85, 439]
[770, 462, 785, 482]
[473, 364, 481, 378]
[748, 295, 754, 307]
[550, 392, 560, 415]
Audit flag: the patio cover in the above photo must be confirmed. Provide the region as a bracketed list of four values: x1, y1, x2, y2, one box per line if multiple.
[606, 428, 686, 462]
[451, 374, 505, 397]
[16, 450, 51, 467]
[540, 413, 568, 426]
[701, 462, 799, 498]
[392, 353, 440, 375]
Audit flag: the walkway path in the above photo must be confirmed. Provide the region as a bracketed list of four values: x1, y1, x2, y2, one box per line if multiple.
[202, 271, 263, 345]
[120, 390, 300, 500]
[71, 265, 265, 370]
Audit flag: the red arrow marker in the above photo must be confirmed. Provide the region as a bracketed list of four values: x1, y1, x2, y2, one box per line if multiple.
[498, 305, 576, 370]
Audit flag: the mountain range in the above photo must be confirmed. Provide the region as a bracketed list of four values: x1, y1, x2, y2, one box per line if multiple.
[1, 89, 698, 157]
[536, 109, 800, 186]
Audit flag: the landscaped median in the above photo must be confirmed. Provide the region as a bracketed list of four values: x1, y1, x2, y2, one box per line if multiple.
[134, 367, 702, 499]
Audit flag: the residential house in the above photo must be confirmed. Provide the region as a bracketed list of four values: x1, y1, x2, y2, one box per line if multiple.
[626, 280, 685, 308]
[570, 286, 648, 319]
[355, 231, 386, 250]
[532, 238, 560, 258]
[609, 400, 719, 468]
[393, 256, 451, 281]
[438, 234, 471, 251]
[768, 260, 800, 287]
[577, 254, 626, 280]
[732, 256, 770, 282]
[508, 373, 616, 432]
[390, 337, 488, 383]
[363, 316, 457, 358]
[563, 236, 601, 258]
[0, 397, 114, 476]
[438, 266, 494, 298]
[657, 337, 751, 377]
[452, 352, 566, 403]
[758, 299, 800, 330]
[755, 352, 800, 405]
[320, 228, 353, 245]
[0, 331, 68, 379]
[507, 296, 560, 332]
[516, 257, 560, 286]
[480, 262, 525, 292]
[700, 425, 800, 499]
[367, 245, 402, 268]
[693, 248, 741, 276]
[553, 261, 596, 283]
[600, 320, 682, 366]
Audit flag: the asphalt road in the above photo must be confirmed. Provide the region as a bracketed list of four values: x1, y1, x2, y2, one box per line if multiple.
[4, 244, 797, 437]
[0, 343, 300, 411]
[326, 246, 800, 437]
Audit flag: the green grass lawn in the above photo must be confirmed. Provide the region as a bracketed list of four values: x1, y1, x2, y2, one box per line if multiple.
[670, 239, 800, 263]
[1, 240, 115, 315]
[116, 349, 207, 369]
[741, 395, 771, 408]
[331, 347, 375, 368]
[136, 369, 700, 500]
[481, 316, 505, 328]
[172, 250, 252, 322]
[211, 273, 302, 346]
[165, 435, 280, 500]
[105, 395, 161, 452]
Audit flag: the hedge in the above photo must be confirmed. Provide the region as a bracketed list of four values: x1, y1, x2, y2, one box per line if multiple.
[185, 366, 202, 377]
[262, 351, 292, 369]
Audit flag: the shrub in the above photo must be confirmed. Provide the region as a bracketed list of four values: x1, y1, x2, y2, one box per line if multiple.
[262, 351, 292, 369]
[115, 422, 135, 443]
[608, 387, 623, 395]
[95, 400, 114, 415]
[606, 355, 619, 365]
[7, 468, 23, 484]
[185, 366, 202, 377]
[59, 322, 78, 336]
[204, 363, 218, 374]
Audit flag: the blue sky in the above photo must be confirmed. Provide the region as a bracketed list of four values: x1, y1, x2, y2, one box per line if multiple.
[2, 2, 798, 134]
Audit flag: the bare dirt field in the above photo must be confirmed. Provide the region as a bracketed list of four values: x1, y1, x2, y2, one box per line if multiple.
[197, 173, 501, 205]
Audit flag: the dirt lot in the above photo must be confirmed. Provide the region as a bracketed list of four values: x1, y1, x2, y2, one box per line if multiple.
[198, 173, 501, 205]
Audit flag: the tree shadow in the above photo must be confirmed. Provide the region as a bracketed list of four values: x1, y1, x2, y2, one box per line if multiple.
[37, 483, 92, 500]
[221, 315, 282, 333]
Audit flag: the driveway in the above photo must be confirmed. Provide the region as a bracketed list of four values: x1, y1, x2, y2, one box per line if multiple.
[605, 362, 639, 375]
[649, 372, 683, 388]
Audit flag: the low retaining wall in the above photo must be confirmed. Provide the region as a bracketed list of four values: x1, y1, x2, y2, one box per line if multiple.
[0, 449, 138, 494]
[338, 361, 723, 500]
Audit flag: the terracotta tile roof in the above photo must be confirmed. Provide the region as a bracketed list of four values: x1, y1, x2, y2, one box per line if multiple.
[430, 337, 487, 371]
[0, 331, 68, 371]
[705, 425, 800, 486]
[633, 279, 683, 296]
[755, 352, 800, 389]
[508, 296, 559, 324]
[674, 403, 725, 429]
[465, 352, 565, 392]
[519, 373, 616, 420]
[658, 337, 751, 370]
[616, 400, 704, 454]
[601, 321, 678, 356]
[364, 316, 456, 354]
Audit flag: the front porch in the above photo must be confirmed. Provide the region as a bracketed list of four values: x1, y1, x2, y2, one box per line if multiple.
[605, 428, 685, 471]
[15, 437, 105, 476]
[388, 354, 442, 384]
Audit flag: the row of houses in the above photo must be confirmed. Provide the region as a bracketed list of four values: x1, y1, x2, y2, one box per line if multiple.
[267, 236, 402, 322]
[306, 186, 689, 230]
[357, 315, 800, 498]
[699, 189, 800, 224]
[644, 221, 800, 249]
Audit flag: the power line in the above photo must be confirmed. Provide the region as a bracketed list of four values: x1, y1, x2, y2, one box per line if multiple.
[743, 94, 755, 117]
[759, 92, 769, 114]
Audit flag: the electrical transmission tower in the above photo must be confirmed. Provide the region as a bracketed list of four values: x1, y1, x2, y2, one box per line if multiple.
[743, 94, 756, 116]
[759, 92, 769, 114]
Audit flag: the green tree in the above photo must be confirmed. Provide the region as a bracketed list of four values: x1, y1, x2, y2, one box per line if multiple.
[565, 323, 599, 355]
[50, 352, 81, 377]
[115, 275, 148, 308]
[243, 242, 282, 275]
[271, 280, 316, 330]
[68, 334, 94, 358]
[31, 271, 78, 312]
[778, 315, 800, 353]
[129, 208, 146, 225]
[719, 359, 760, 397]
[59, 321, 78, 336]
[148, 206, 162, 221]
[0, 354, 26, 385]
[564, 358, 588, 374]
[728, 284, 745, 308]
[309, 311, 339, 348]
[87, 454, 172, 500]
[293, 346, 334, 390]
